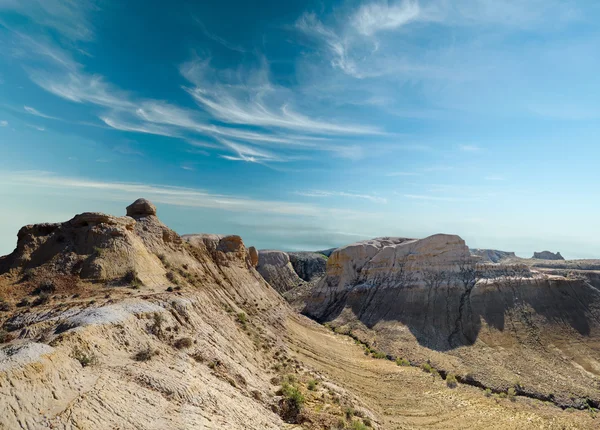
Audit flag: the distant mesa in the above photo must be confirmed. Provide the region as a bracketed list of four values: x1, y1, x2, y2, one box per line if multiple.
[533, 250, 564, 260]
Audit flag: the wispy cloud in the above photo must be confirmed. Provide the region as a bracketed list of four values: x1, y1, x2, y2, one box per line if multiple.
[296, 190, 387, 203]
[180, 57, 383, 135]
[193, 18, 247, 53]
[0, 120, 8, 127]
[24, 105, 58, 119]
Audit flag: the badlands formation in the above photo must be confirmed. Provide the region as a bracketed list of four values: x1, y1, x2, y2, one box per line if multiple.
[1, 199, 600, 429]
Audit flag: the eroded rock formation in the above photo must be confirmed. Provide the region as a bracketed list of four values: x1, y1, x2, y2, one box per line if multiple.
[302, 233, 600, 408]
[256, 250, 303, 293]
[470, 248, 517, 263]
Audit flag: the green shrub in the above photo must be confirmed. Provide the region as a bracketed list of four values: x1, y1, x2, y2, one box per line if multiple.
[351, 420, 369, 430]
[421, 362, 433, 373]
[396, 357, 410, 366]
[485, 388, 492, 397]
[237, 312, 248, 329]
[446, 373, 458, 388]
[508, 387, 517, 401]
[281, 382, 305, 420]
[371, 351, 387, 359]
[345, 406, 355, 420]
[498, 392, 507, 399]
[307, 379, 317, 391]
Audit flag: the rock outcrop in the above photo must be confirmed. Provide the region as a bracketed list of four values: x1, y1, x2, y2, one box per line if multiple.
[126, 198, 157, 217]
[288, 252, 327, 282]
[533, 250, 564, 260]
[470, 248, 517, 263]
[255, 250, 303, 293]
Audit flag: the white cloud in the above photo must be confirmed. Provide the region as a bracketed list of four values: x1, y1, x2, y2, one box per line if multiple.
[352, 0, 421, 36]
[0, 120, 8, 127]
[296, 190, 387, 204]
[29, 71, 133, 109]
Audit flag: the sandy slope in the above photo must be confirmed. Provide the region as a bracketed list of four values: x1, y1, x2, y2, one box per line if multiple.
[285, 315, 598, 429]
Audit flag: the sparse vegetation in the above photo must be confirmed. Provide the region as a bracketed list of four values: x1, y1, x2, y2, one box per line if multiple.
[174, 337, 193, 349]
[124, 269, 142, 288]
[32, 279, 55, 295]
[351, 419, 369, 430]
[133, 346, 158, 362]
[345, 406, 355, 419]
[420, 362, 433, 373]
[149, 312, 165, 337]
[396, 357, 410, 366]
[508, 387, 517, 401]
[32, 292, 50, 306]
[166, 271, 179, 285]
[307, 379, 317, 391]
[237, 312, 248, 328]
[16, 298, 30, 307]
[371, 351, 387, 359]
[72, 347, 98, 367]
[485, 388, 492, 397]
[446, 373, 458, 388]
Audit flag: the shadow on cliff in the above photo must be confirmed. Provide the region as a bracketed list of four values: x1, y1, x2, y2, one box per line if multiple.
[302, 278, 600, 352]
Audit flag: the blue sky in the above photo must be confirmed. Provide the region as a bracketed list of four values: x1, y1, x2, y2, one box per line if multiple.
[1, 0, 600, 258]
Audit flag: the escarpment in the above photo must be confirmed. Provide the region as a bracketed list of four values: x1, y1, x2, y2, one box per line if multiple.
[302, 234, 600, 408]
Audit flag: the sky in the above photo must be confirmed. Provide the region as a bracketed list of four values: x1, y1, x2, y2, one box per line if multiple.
[1, 0, 600, 259]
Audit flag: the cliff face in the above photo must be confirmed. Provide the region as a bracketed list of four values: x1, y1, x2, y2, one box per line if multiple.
[288, 252, 327, 282]
[302, 234, 600, 408]
[255, 250, 304, 293]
